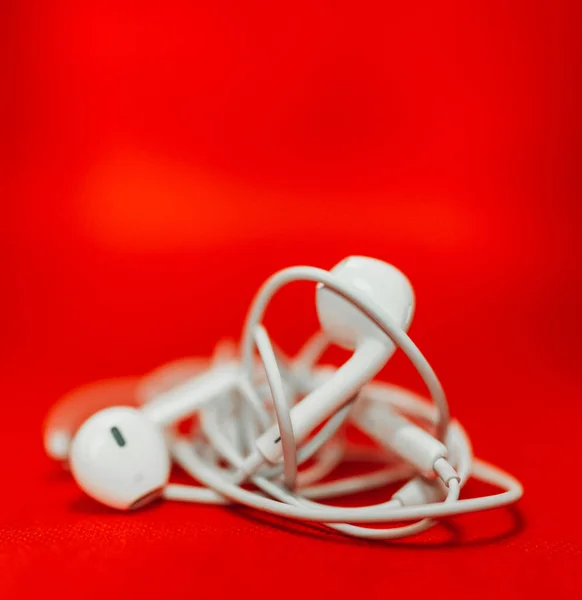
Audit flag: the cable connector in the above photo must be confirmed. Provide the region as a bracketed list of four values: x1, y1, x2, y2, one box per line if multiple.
[353, 399, 448, 475]
[433, 456, 460, 486]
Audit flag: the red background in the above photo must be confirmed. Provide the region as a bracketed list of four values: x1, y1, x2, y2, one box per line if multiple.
[2, 1, 581, 598]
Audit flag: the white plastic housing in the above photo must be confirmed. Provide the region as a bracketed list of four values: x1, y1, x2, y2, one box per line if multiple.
[316, 256, 415, 351]
[69, 407, 171, 510]
[255, 338, 387, 463]
[354, 400, 447, 474]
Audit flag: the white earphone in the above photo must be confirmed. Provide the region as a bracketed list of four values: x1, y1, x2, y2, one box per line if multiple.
[44, 256, 523, 540]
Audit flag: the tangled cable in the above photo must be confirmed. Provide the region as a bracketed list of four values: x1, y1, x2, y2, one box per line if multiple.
[44, 257, 523, 540]
[160, 264, 522, 539]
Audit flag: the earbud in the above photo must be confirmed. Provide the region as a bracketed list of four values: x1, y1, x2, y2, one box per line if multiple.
[316, 256, 415, 351]
[68, 363, 240, 509]
[70, 406, 171, 510]
[253, 256, 415, 464]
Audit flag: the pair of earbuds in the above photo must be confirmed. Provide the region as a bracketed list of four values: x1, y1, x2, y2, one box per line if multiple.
[43, 256, 523, 540]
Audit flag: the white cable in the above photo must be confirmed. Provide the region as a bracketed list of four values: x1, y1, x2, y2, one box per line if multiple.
[143, 265, 521, 539]
[168, 436, 521, 523]
[161, 368, 521, 539]
[164, 355, 520, 528]
[253, 324, 298, 489]
[148, 326, 521, 539]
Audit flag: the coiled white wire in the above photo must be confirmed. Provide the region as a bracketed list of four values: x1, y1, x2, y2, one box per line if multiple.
[156, 268, 523, 540]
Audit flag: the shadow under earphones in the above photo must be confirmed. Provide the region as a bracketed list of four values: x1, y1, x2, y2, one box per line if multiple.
[65, 471, 525, 548]
[221, 470, 526, 549]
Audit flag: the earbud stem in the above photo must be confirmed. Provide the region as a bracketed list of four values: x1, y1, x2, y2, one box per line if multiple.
[255, 338, 389, 463]
[142, 364, 240, 426]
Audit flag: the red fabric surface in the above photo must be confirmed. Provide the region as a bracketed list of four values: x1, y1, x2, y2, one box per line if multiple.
[2, 1, 581, 598]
